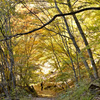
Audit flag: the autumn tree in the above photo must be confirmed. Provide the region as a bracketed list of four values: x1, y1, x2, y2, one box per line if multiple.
[0, 0, 100, 98]
[0, 0, 17, 99]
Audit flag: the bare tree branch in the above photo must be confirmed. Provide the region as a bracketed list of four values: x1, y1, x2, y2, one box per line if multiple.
[0, 7, 100, 41]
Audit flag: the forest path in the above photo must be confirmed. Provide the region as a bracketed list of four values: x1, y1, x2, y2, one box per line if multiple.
[32, 82, 58, 100]
[34, 84, 57, 97]
[32, 97, 56, 100]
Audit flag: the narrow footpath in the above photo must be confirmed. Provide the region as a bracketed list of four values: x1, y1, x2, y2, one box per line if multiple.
[32, 82, 57, 100]
[33, 97, 56, 100]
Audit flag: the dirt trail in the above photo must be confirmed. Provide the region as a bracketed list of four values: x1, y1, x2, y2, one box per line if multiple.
[32, 83, 57, 100]
[34, 85, 56, 97]
[32, 97, 56, 100]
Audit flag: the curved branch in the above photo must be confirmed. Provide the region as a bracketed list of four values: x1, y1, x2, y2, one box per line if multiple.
[1, 7, 100, 41]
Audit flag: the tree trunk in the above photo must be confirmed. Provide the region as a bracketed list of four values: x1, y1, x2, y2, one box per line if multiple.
[54, 0, 94, 81]
[61, 36, 78, 83]
[67, 0, 99, 79]
[76, 51, 81, 79]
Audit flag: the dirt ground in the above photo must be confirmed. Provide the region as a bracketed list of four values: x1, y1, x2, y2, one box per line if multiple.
[32, 84, 57, 100]
[32, 97, 56, 100]
[33, 84, 57, 97]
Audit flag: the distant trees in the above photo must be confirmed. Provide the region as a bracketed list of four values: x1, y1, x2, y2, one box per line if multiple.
[29, 0, 100, 82]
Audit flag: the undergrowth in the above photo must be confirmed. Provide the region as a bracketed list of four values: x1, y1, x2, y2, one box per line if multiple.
[57, 80, 94, 100]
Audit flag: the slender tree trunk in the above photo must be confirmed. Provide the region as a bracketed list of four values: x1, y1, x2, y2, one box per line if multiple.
[76, 51, 81, 79]
[0, 17, 16, 99]
[54, 0, 94, 81]
[67, 0, 98, 79]
[61, 36, 78, 83]
[0, 48, 10, 98]
[51, 38, 62, 72]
